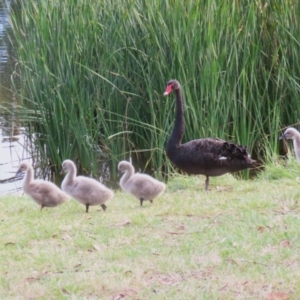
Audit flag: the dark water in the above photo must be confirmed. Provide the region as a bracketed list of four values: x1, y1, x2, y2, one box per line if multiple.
[0, 0, 31, 194]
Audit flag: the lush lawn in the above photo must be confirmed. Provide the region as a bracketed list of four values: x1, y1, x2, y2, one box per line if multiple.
[1, 166, 300, 299]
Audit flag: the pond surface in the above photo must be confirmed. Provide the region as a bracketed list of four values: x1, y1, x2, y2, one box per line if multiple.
[0, 0, 30, 194]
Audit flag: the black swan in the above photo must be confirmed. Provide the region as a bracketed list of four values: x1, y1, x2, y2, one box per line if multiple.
[163, 79, 256, 190]
[279, 127, 300, 161]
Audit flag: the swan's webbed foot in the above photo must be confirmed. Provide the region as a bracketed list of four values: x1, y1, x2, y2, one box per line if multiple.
[149, 200, 153, 204]
[85, 203, 90, 213]
[205, 176, 209, 191]
[140, 198, 144, 206]
[101, 204, 107, 211]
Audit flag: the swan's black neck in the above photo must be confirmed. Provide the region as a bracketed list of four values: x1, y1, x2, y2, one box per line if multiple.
[167, 87, 185, 153]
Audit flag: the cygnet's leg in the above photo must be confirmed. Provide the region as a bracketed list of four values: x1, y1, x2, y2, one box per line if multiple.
[205, 176, 209, 191]
[149, 200, 153, 204]
[101, 204, 107, 211]
[140, 198, 144, 206]
[85, 203, 90, 213]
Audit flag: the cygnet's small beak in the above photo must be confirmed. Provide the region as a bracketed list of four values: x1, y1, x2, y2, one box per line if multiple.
[279, 134, 286, 140]
[15, 169, 22, 177]
[60, 169, 64, 175]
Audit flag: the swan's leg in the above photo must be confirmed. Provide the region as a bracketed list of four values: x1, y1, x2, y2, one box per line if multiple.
[149, 200, 153, 203]
[40, 205, 44, 210]
[101, 204, 107, 211]
[205, 176, 209, 191]
[86, 203, 90, 213]
[140, 198, 144, 206]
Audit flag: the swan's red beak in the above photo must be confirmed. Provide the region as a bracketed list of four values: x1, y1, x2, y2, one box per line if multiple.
[163, 85, 173, 96]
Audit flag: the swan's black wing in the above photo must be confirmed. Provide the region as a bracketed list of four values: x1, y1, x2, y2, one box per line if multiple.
[167, 138, 256, 176]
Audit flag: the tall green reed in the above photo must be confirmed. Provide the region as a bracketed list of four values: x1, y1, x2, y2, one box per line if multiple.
[9, 0, 300, 180]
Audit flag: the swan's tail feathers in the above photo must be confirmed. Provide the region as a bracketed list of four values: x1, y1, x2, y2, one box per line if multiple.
[222, 142, 256, 167]
[246, 158, 257, 168]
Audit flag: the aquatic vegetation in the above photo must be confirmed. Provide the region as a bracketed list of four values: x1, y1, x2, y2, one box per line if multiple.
[9, 0, 300, 179]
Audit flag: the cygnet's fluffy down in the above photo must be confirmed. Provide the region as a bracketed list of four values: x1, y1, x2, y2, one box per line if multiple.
[118, 160, 166, 206]
[61, 159, 114, 212]
[16, 161, 70, 209]
[280, 127, 300, 161]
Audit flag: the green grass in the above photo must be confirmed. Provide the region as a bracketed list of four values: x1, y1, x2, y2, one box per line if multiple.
[1, 163, 300, 299]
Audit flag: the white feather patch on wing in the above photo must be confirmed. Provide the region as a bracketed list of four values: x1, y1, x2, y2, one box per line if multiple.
[219, 156, 228, 160]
